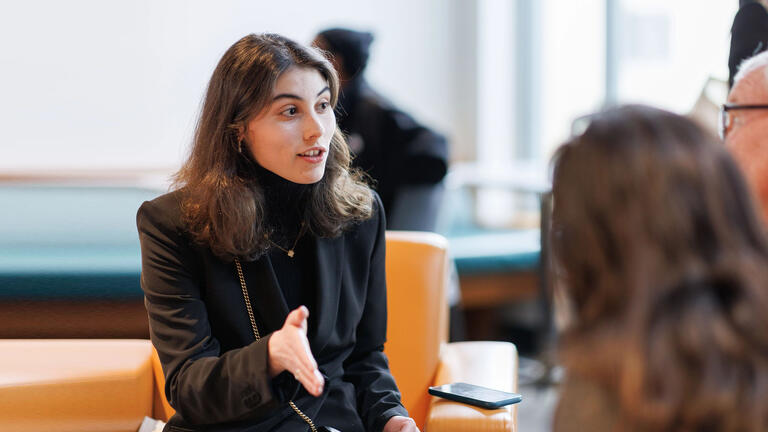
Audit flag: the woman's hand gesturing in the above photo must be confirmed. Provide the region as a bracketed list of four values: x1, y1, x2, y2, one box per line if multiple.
[268, 306, 325, 397]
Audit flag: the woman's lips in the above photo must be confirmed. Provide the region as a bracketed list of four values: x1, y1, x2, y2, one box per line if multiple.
[297, 148, 326, 164]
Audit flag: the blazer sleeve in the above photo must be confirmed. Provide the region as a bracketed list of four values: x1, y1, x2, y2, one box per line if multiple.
[137, 199, 283, 425]
[342, 194, 410, 431]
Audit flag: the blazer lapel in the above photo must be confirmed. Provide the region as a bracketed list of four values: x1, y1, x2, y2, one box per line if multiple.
[312, 235, 343, 353]
[240, 255, 289, 336]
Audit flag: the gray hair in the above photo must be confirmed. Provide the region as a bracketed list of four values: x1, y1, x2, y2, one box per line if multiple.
[733, 49, 768, 88]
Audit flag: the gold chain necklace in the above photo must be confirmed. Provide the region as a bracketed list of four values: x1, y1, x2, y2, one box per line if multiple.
[234, 257, 318, 432]
[265, 221, 307, 258]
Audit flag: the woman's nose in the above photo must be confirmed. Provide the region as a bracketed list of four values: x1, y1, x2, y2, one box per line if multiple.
[304, 113, 325, 142]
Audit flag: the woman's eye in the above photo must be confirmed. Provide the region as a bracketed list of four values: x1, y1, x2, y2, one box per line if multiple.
[282, 107, 298, 116]
[317, 102, 330, 112]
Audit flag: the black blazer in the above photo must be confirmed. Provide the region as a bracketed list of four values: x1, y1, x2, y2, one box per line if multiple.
[137, 190, 408, 431]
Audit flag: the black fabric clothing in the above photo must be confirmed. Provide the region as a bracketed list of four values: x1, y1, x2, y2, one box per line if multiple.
[337, 78, 448, 219]
[268, 239, 313, 316]
[136, 188, 407, 431]
[255, 165, 315, 316]
[318, 28, 448, 221]
[729, 2, 768, 87]
[255, 163, 309, 235]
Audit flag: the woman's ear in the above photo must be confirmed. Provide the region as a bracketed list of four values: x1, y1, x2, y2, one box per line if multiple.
[231, 123, 246, 154]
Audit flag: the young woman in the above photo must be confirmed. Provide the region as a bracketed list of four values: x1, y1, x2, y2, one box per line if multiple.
[137, 34, 417, 432]
[550, 105, 768, 431]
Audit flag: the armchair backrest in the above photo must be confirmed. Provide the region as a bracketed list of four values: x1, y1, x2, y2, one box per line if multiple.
[383, 231, 450, 428]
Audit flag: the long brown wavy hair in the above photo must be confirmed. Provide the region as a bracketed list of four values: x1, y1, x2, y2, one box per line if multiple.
[551, 105, 768, 431]
[173, 34, 372, 261]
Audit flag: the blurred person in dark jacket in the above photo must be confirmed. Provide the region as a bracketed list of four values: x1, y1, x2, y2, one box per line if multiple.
[313, 28, 448, 231]
[729, 0, 768, 88]
[551, 105, 768, 431]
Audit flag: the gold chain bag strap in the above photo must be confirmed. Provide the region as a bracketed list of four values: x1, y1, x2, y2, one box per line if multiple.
[235, 258, 318, 432]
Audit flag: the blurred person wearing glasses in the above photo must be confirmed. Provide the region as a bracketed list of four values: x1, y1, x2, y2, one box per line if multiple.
[722, 50, 768, 220]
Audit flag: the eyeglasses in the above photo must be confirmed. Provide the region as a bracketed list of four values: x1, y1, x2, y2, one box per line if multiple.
[719, 104, 768, 139]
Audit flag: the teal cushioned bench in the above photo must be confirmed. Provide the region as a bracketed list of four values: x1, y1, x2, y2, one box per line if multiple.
[1, 183, 542, 339]
[0, 185, 159, 301]
[439, 186, 541, 276]
[448, 229, 539, 275]
[1, 185, 541, 294]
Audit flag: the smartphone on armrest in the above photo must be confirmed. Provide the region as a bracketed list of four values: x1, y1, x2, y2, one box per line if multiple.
[428, 382, 522, 409]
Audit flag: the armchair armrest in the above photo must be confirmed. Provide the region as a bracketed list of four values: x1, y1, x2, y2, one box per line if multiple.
[426, 341, 518, 432]
[0, 339, 155, 432]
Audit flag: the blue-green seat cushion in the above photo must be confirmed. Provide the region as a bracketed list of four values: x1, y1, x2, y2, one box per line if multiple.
[438, 186, 541, 275]
[1, 184, 541, 299]
[0, 185, 161, 300]
[447, 229, 540, 275]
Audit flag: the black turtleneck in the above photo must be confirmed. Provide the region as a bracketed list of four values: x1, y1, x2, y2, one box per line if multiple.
[254, 164, 317, 323]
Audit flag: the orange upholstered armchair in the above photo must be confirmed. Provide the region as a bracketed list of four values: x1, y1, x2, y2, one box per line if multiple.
[383, 231, 518, 431]
[0, 339, 163, 432]
[0, 232, 517, 431]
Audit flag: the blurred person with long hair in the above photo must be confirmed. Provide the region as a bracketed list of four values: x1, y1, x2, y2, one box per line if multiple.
[137, 33, 417, 431]
[551, 105, 768, 431]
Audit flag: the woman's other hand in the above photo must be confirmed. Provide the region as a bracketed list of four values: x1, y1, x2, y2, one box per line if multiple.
[383, 416, 419, 432]
[268, 306, 324, 396]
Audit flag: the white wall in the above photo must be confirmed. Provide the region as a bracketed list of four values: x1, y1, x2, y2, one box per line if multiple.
[0, 0, 464, 172]
[540, 0, 606, 157]
[615, 0, 736, 112]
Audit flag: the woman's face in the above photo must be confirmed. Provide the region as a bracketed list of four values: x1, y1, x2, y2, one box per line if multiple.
[242, 66, 335, 184]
